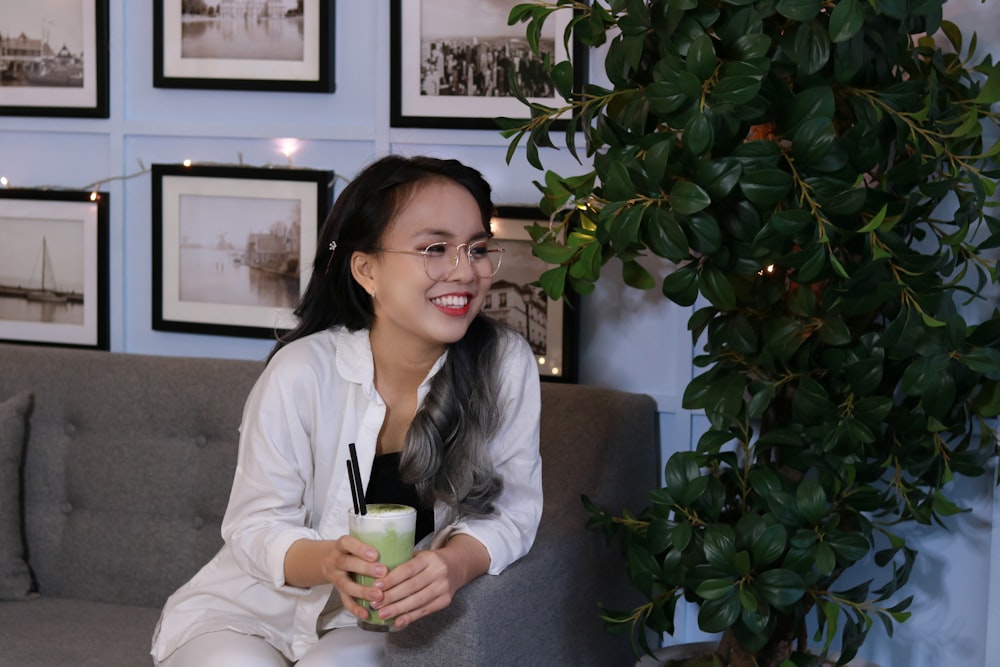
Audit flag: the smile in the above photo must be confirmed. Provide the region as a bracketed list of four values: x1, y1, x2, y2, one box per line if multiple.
[430, 294, 471, 309]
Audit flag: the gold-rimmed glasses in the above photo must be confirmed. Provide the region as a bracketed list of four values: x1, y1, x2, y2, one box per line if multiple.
[377, 240, 504, 281]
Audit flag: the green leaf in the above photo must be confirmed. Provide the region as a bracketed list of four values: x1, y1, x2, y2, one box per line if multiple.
[740, 169, 794, 209]
[796, 479, 827, 524]
[670, 181, 713, 215]
[663, 264, 700, 305]
[776, 0, 823, 21]
[696, 577, 739, 601]
[751, 524, 788, 567]
[755, 569, 806, 607]
[699, 594, 742, 632]
[686, 33, 718, 82]
[622, 259, 656, 289]
[701, 266, 737, 311]
[829, 0, 864, 42]
[684, 111, 715, 155]
[815, 542, 836, 575]
[795, 20, 832, 75]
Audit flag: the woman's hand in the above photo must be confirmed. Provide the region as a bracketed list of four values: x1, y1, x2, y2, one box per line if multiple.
[368, 534, 490, 629]
[284, 536, 389, 621]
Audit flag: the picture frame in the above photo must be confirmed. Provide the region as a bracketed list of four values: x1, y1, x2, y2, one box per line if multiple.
[0, 0, 110, 118]
[0, 190, 109, 350]
[153, 0, 335, 93]
[489, 205, 578, 382]
[152, 164, 334, 339]
[390, 0, 585, 130]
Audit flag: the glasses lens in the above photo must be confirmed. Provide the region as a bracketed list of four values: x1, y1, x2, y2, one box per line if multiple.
[469, 240, 502, 277]
[421, 241, 503, 280]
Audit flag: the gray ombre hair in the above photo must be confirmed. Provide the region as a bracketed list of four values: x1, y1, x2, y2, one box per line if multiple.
[271, 155, 504, 515]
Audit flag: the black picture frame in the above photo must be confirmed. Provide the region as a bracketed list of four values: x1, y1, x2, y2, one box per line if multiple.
[152, 163, 334, 339]
[490, 205, 578, 383]
[0, 189, 109, 349]
[0, 0, 110, 118]
[390, 0, 586, 130]
[153, 0, 335, 93]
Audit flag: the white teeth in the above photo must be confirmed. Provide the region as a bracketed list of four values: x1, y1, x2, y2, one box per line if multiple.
[431, 295, 470, 308]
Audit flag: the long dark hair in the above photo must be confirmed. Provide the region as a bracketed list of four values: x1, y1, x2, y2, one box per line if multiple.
[272, 155, 504, 515]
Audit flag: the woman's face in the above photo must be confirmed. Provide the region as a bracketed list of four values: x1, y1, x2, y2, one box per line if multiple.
[359, 179, 492, 353]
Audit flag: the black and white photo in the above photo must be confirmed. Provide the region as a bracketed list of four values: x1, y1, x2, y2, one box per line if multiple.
[154, 0, 335, 92]
[152, 164, 334, 338]
[0, 190, 109, 349]
[391, 0, 580, 129]
[0, 0, 109, 117]
[489, 206, 578, 381]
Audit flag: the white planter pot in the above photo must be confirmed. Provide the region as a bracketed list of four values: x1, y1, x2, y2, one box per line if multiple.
[636, 641, 882, 667]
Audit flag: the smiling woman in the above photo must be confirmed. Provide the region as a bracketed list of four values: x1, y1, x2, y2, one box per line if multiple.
[151, 155, 544, 667]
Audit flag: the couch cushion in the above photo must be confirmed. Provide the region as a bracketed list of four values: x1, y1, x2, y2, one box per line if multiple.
[0, 390, 33, 600]
[0, 597, 161, 666]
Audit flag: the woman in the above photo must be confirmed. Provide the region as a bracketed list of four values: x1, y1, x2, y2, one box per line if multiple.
[151, 155, 543, 666]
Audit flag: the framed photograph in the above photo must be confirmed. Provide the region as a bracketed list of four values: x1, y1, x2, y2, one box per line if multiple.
[153, 0, 335, 93]
[489, 206, 578, 382]
[0, 0, 110, 117]
[0, 190, 109, 349]
[152, 164, 334, 339]
[390, 0, 584, 130]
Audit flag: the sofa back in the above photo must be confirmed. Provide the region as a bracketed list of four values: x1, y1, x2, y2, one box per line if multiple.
[0, 343, 658, 609]
[0, 343, 263, 607]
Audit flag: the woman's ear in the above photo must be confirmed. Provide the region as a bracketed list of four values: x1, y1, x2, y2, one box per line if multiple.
[350, 251, 376, 297]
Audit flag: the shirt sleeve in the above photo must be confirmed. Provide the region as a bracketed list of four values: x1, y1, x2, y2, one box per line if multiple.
[431, 331, 544, 574]
[220, 346, 324, 593]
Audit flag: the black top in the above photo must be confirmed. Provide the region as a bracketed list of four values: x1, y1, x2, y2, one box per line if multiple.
[364, 452, 434, 543]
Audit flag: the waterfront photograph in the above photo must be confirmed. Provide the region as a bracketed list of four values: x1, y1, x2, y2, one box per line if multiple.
[177, 193, 302, 310]
[0, 0, 86, 88]
[0, 215, 85, 325]
[180, 0, 305, 62]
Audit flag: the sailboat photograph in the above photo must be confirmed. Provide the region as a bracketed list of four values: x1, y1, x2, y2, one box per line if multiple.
[0, 222, 85, 325]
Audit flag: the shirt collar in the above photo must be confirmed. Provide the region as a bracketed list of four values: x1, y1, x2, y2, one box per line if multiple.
[332, 326, 448, 393]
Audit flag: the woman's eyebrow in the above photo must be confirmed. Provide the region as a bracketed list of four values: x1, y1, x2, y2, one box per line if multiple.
[413, 228, 491, 241]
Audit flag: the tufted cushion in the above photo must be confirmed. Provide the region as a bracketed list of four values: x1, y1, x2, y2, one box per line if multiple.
[0, 390, 34, 600]
[0, 344, 265, 607]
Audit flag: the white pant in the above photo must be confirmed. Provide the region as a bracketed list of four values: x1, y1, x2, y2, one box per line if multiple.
[157, 626, 386, 667]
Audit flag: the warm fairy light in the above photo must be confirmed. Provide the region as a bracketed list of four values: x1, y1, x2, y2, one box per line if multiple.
[182, 159, 192, 167]
[277, 138, 300, 165]
[551, 367, 560, 376]
[757, 264, 775, 276]
[0, 176, 8, 187]
[538, 356, 547, 366]
[89, 192, 99, 201]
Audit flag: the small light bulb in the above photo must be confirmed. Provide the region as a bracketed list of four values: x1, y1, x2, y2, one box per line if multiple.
[0, 176, 8, 187]
[537, 356, 547, 366]
[89, 192, 99, 201]
[182, 159, 192, 167]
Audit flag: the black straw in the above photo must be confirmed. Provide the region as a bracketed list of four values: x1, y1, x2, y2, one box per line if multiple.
[348, 443, 367, 515]
[346, 459, 360, 515]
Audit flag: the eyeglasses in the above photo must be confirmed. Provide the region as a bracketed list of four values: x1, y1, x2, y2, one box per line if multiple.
[377, 240, 505, 281]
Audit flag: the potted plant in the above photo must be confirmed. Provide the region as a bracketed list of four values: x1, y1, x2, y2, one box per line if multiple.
[501, 1, 1000, 665]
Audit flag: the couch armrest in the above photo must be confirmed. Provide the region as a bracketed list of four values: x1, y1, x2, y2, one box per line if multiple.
[385, 512, 641, 667]
[386, 384, 658, 666]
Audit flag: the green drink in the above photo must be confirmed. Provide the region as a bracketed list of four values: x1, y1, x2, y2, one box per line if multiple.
[348, 503, 417, 632]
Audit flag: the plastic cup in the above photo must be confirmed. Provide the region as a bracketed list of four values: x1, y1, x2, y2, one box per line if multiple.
[348, 503, 417, 632]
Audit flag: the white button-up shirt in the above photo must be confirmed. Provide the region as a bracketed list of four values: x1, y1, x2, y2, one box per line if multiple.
[151, 326, 543, 662]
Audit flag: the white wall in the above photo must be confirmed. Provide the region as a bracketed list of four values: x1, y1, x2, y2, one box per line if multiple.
[1, 1, 996, 665]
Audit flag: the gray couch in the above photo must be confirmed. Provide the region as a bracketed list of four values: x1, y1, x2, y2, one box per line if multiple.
[0, 342, 658, 666]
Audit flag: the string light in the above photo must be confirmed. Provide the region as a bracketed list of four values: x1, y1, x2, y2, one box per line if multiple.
[278, 138, 300, 167]
[0, 153, 342, 197]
